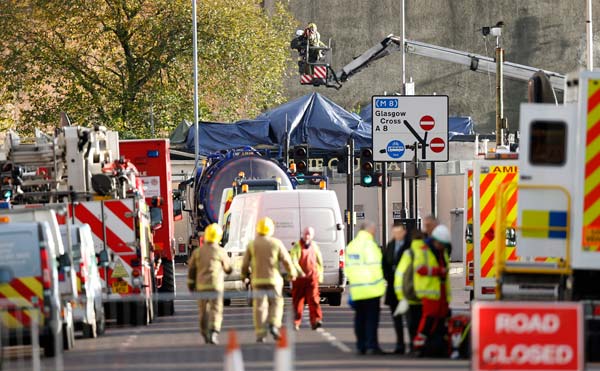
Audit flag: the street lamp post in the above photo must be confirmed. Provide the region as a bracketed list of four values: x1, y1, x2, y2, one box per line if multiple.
[192, 0, 200, 170]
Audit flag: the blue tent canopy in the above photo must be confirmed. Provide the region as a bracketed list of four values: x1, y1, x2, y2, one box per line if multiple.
[359, 104, 474, 139]
[257, 92, 367, 149]
[185, 119, 273, 154]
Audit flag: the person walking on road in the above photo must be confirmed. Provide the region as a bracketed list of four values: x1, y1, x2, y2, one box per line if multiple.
[290, 226, 323, 331]
[187, 223, 232, 345]
[383, 223, 411, 354]
[412, 225, 452, 357]
[241, 217, 297, 343]
[346, 221, 386, 355]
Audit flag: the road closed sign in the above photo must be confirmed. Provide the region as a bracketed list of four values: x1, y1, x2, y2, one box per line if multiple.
[472, 302, 583, 371]
[372, 95, 448, 162]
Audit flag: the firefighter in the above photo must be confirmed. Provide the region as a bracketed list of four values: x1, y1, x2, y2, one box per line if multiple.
[346, 221, 386, 355]
[290, 226, 323, 331]
[241, 217, 297, 343]
[187, 223, 232, 345]
[412, 225, 452, 357]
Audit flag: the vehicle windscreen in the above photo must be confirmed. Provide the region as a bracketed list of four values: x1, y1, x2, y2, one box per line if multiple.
[0, 230, 41, 278]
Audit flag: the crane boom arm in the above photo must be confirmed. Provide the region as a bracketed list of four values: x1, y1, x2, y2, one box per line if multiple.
[334, 35, 565, 91]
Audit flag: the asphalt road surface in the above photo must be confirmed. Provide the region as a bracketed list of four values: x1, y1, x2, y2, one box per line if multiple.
[2, 264, 597, 371]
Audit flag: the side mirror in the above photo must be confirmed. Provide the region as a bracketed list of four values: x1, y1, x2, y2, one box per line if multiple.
[173, 199, 184, 221]
[150, 207, 163, 230]
[97, 250, 110, 267]
[58, 253, 72, 271]
[0, 266, 14, 284]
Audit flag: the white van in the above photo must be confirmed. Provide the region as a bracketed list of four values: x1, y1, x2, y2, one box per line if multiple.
[222, 190, 346, 305]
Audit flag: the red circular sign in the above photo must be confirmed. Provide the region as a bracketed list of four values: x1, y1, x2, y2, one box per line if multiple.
[430, 137, 445, 153]
[420, 115, 435, 131]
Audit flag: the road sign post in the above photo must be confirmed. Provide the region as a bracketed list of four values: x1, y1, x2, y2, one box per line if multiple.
[372, 95, 449, 163]
[472, 301, 584, 371]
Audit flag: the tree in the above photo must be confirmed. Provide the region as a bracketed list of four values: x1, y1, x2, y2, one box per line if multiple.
[0, 0, 295, 138]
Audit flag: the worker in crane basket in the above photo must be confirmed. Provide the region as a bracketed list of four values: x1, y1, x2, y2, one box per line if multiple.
[412, 225, 452, 357]
[303, 23, 326, 71]
[187, 223, 232, 345]
[241, 217, 297, 343]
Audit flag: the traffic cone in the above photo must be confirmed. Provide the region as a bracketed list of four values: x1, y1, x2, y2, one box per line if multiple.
[224, 330, 245, 371]
[274, 328, 292, 371]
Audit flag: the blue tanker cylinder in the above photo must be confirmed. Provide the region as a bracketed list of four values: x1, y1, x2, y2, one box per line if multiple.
[195, 153, 294, 230]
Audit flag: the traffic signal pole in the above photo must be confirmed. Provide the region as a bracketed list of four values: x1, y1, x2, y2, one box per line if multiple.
[381, 163, 388, 245]
[346, 139, 355, 242]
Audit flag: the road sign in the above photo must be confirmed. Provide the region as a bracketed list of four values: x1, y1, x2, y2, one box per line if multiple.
[472, 301, 583, 371]
[372, 95, 448, 162]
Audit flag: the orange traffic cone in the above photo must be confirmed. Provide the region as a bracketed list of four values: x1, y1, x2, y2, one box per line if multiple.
[274, 328, 292, 371]
[224, 330, 245, 371]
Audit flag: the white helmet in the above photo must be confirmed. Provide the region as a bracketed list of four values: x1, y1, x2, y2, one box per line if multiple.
[431, 225, 451, 244]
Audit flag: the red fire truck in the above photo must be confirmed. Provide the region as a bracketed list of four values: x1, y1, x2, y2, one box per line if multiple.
[119, 139, 176, 316]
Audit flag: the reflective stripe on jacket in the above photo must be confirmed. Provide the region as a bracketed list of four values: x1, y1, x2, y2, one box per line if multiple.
[345, 230, 386, 301]
[241, 235, 296, 288]
[290, 241, 323, 283]
[413, 240, 451, 301]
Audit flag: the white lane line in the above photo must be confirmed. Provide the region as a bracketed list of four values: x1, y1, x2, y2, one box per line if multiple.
[316, 327, 352, 353]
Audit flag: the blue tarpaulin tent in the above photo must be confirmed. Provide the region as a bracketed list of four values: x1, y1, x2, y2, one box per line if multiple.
[257, 92, 369, 149]
[359, 104, 474, 139]
[185, 119, 273, 154]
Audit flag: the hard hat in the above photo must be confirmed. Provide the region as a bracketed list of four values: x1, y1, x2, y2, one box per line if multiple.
[204, 223, 223, 244]
[256, 217, 275, 236]
[431, 225, 451, 244]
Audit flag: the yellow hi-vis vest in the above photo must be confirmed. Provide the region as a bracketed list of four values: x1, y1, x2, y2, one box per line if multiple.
[345, 230, 386, 301]
[413, 240, 451, 301]
[393, 240, 421, 304]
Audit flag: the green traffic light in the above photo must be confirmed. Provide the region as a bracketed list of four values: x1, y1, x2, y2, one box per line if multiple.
[363, 175, 372, 185]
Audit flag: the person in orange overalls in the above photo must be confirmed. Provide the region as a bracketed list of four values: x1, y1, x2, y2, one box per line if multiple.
[290, 227, 324, 331]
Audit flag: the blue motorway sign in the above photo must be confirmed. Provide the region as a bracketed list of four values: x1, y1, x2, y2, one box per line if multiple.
[375, 98, 399, 109]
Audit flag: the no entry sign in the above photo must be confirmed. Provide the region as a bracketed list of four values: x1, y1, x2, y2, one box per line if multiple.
[371, 95, 448, 162]
[472, 302, 583, 371]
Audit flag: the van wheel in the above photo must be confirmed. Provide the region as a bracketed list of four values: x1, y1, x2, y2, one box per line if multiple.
[328, 293, 342, 307]
[42, 333, 61, 358]
[82, 320, 97, 339]
[130, 301, 149, 326]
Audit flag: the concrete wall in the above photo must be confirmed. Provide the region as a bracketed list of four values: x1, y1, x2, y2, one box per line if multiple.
[278, 0, 600, 133]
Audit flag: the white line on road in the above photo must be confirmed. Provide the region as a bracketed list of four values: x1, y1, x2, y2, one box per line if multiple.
[316, 327, 352, 353]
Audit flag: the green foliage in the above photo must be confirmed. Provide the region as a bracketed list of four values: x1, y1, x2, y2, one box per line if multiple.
[0, 0, 296, 137]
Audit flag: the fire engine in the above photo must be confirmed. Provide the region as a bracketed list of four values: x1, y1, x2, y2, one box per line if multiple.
[494, 70, 600, 358]
[119, 139, 177, 316]
[0, 125, 161, 326]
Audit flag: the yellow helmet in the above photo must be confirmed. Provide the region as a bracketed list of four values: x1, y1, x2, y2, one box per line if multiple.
[307, 23, 317, 31]
[204, 223, 223, 244]
[256, 217, 275, 236]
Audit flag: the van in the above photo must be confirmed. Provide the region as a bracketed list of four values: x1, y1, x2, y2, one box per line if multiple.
[60, 224, 105, 338]
[222, 190, 346, 305]
[0, 206, 77, 349]
[0, 221, 63, 357]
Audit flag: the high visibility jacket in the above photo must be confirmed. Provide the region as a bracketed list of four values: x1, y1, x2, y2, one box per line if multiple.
[290, 240, 323, 283]
[345, 230, 386, 301]
[413, 240, 451, 301]
[187, 242, 232, 292]
[393, 240, 421, 305]
[241, 235, 297, 289]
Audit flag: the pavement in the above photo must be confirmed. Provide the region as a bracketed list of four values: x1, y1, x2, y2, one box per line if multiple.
[1, 264, 596, 371]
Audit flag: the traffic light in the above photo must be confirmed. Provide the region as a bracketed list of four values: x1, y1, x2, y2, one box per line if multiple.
[360, 147, 375, 187]
[293, 145, 309, 177]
